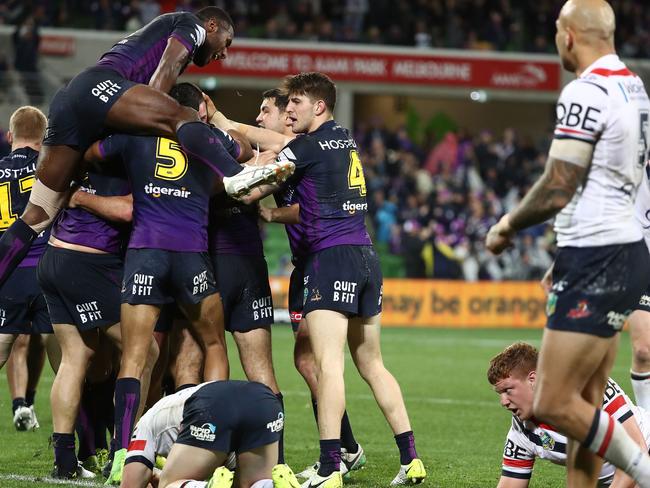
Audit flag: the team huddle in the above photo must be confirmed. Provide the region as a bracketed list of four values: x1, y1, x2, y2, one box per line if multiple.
[0, 5, 424, 488]
[4, 0, 650, 487]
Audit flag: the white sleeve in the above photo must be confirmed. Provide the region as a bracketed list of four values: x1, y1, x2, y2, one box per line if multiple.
[125, 419, 157, 469]
[501, 420, 536, 480]
[603, 378, 635, 423]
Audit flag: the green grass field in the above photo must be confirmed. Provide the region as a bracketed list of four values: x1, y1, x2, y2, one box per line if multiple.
[0, 326, 637, 487]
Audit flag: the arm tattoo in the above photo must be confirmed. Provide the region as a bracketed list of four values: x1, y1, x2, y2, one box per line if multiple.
[509, 158, 588, 231]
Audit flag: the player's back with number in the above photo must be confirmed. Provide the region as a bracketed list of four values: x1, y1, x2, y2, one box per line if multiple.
[281, 122, 371, 254]
[553, 58, 650, 246]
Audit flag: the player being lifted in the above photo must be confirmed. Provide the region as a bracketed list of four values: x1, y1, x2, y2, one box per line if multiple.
[0, 6, 293, 288]
[486, 0, 650, 486]
[212, 73, 426, 487]
[488, 342, 650, 488]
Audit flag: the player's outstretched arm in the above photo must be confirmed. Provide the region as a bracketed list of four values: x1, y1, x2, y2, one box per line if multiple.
[211, 110, 293, 153]
[69, 188, 133, 223]
[149, 37, 192, 94]
[259, 203, 300, 224]
[121, 460, 154, 488]
[227, 128, 253, 162]
[496, 475, 530, 488]
[486, 157, 587, 254]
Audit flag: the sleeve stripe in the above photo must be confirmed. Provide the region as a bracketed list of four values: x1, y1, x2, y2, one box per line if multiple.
[604, 395, 628, 416]
[169, 33, 194, 54]
[618, 410, 634, 423]
[555, 127, 596, 138]
[588, 67, 635, 78]
[502, 469, 532, 480]
[553, 135, 596, 145]
[503, 458, 534, 468]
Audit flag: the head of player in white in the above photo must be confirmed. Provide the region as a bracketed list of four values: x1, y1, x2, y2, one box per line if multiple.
[488, 342, 539, 421]
[555, 0, 615, 75]
[283, 72, 336, 135]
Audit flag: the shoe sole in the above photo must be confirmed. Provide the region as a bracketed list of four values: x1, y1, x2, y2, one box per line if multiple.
[230, 162, 295, 198]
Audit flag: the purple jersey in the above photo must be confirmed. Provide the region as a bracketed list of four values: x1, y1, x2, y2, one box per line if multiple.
[52, 165, 130, 254]
[0, 147, 49, 267]
[96, 12, 206, 85]
[278, 120, 372, 254]
[209, 195, 263, 256]
[273, 182, 308, 264]
[100, 131, 234, 252]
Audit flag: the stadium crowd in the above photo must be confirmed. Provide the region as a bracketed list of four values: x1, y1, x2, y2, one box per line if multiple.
[1, 0, 650, 58]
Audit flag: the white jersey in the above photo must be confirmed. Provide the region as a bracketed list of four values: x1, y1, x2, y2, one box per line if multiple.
[501, 378, 650, 485]
[125, 383, 205, 467]
[552, 54, 650, 247]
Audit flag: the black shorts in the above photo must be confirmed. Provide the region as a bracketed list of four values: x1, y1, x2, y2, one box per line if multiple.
[213, 253, 273, 333]
[288, 261, 306, 332]
[122, 249, 217, 306]
[0, 266, 52, 334]
[176, 380, 282, 454]
[43, 67, 135, 152]
[37, 246, 122, 330]
[547, 240, 649, 338]
[302, 245, 383, 318]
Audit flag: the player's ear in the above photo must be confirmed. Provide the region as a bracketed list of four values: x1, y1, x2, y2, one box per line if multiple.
[5, 131, 12, 145]
[314, 100, 326, 117]
[527, 370, 536, 386]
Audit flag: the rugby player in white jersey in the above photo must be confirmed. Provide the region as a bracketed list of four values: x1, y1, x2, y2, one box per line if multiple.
[486, 0, 650, 486]
[488, 342, 650, 488]
[121, 380, 302, 488]
[629, 167, 650, 410]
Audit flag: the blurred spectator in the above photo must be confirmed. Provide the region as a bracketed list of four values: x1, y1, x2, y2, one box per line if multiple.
[9, 0, 650, 58]
[12, 11, 43, 104]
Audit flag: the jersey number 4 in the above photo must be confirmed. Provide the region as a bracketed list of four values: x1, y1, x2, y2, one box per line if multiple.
[155, 137, 188, 181]
[0, 176, 34, 230]
[348, 150, 366, 196]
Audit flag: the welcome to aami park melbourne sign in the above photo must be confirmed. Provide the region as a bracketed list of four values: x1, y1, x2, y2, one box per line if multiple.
[188, 39, 561, 93]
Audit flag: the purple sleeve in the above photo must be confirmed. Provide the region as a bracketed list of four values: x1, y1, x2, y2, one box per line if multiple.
[98, 134, 126, 160]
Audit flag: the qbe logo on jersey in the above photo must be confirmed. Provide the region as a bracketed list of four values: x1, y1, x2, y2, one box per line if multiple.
[266, 412, 284, 433]
[190, 423, 216, 442]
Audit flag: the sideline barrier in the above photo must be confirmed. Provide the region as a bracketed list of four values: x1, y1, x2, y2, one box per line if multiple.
[269, 277, 548, 328]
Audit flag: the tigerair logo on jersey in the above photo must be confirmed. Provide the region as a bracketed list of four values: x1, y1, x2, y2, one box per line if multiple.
[189, 423, 217, 442]
[144, 183, 192, 199]
[266, 412, 284, 433]
[342, 200, 368, 215]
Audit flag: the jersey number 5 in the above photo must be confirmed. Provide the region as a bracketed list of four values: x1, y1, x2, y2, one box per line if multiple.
[0, 176, 35, 230]
[348, 150, 366, 196]
[155, 138, 188, 181]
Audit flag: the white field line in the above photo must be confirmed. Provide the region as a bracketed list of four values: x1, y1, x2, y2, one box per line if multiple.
[0, 473, 104, 486]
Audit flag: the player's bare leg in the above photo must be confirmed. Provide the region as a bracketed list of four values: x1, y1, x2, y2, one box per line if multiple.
[629, 310, 650, 409]
[158, 444, 228, 488]
[0, 333, 15, 368]
[235, 443, 278, 487]
[534, 328, 650, 486]
[43, 332, 62, 372]
[564, 337, 617, 487]
[50, 323, 98, 477]
[293, 321, 318, 397]
[170, 323, 203, 388]
[6, 334, 27, 397]
[305, 310, 347, 442]
[347, 314, 411, 434]
[180, 293, 229, 381]
[147, 330, 169, 407]
[233, 327, 279, 393]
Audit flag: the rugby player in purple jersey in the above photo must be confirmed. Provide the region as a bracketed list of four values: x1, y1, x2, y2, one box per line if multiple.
[85, 82, 255, 484]
[0, 107, 56, 433]
[0, 6, 293, 289]
[213, 73, 426, 488]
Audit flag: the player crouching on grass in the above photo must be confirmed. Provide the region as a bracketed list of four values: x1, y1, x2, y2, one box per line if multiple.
[488, 342, 650, 488]
[127, 380, 301, 488]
